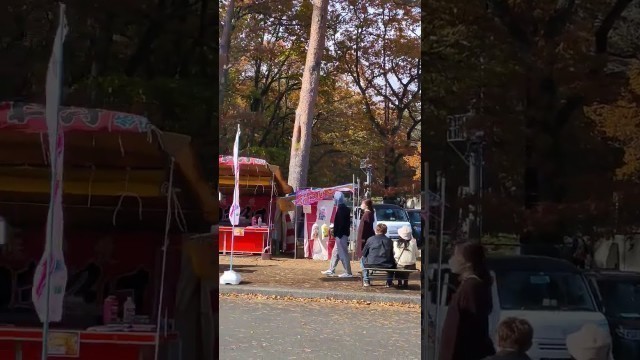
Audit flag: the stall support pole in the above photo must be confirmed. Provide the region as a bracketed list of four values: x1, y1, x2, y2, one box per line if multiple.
[351, 174, 356, 261]
[422, 162, 430, 360]
[434, 176, 446, 360]
[265, 173, 275, 254]
[355, 177, 361, 261]
[293, 187, 298, 260]
[154, 158, 175, 360]
[40, 5, 67, 359]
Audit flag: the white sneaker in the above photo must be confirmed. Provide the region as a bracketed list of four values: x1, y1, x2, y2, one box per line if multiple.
[321, 270, 335, 276]
[338, 273, 353, 278]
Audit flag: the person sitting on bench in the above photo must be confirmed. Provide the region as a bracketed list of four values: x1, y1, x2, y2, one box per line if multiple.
[394, 226, 418, 289]
[361, 223, 396, 287]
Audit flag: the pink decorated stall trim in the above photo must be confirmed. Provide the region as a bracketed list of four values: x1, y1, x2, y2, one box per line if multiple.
[219, 156, 268, 167]
[293, 185, 354, 206]
[0, 102, 152, 133]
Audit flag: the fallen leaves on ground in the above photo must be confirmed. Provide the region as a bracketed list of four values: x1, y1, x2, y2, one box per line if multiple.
[220, 292, 420, 311]
[219, 255, 422, 294]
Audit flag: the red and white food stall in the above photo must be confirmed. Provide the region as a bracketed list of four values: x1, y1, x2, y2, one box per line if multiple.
[279, 184, 355, 260]
[0, 102, 216, 359]
[218, 156, 293, 254]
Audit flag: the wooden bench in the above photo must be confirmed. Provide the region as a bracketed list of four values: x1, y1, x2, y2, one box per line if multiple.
[358, 267, 420, 285]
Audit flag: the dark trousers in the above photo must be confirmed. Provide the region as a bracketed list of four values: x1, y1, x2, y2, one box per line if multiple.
[395, 264, 416, 281]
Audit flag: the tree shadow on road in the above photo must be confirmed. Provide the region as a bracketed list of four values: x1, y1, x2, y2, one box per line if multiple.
[218, 264, 259, 274]
[318, 277, 361, 283]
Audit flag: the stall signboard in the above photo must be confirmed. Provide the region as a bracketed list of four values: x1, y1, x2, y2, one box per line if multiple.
[47, 331, 80, 357]
[233, 228, 245, 237]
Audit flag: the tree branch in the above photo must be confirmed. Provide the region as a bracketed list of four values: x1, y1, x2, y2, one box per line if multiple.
[486, 0, 532, 47]
[554, 95, 584, 129]
[543, 0, 576, 39]
[595, 0, 633, 54]
[314, 149, 343, 165]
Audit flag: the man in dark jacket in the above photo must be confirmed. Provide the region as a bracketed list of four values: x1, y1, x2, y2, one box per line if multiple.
[361, 223, 395, 287]
[321, 191, 353, 277]
[482, 317, 533, 360]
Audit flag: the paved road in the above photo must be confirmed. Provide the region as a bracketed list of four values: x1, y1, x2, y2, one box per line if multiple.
[220, 297, 421, 360]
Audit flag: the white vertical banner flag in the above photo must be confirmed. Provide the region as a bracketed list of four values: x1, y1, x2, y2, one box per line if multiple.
[32, 3, 69, 323]
[228, 125, 241, 226]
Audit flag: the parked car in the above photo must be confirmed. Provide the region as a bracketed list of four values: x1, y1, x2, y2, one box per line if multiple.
[427, 255, 610, 360]
[585, 270, 640, 360]
[406, 208, 422, 246]
[355, 204, 412, 240]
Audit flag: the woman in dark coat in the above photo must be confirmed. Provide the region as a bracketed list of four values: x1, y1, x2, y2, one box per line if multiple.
[356, 199, 375, 259]
[439, 242, 496, 360]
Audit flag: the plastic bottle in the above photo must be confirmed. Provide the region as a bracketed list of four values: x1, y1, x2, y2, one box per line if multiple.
[123, 296, 136, 324]
[258, 217, 262, 227]
[103, 296, 118, 325]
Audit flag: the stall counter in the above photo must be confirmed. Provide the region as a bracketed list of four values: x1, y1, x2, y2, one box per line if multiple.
[218, 226, 269, 254]
[0, 327, 179, 360]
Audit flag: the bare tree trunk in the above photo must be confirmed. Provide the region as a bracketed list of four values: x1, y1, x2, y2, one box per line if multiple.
[219, 0, 235, 109]
[287, 0, 330, 188]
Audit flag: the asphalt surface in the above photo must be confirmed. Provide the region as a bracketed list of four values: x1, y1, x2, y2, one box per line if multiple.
[219, 297, 421, 360]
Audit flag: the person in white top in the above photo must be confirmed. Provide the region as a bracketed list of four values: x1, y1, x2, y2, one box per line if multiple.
[394, 226, 418, 289]
[566, 323, 613, 360]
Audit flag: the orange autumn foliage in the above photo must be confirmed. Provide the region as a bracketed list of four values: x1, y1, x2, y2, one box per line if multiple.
[586, 62, 640, 180]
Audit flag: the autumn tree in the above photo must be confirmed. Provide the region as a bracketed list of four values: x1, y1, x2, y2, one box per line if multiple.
[330, 0, 420, 195]
[424, 0, 640, 241]
[480, 0, 634, 243]
[587, 63, 640, 180]
[585, 61, 640, 233]
[219, 0, 420, 193]
[219, 0, 235, 107]
[286, 0, 330, 189]
[403, 145, 420, 182]
[0, 0, 217, 175]
[423, 0, 525, 234]
[218, 0, 308, 156]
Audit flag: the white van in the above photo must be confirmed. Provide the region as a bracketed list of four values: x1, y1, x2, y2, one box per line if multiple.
[354, 204, 412, 240]
[426, 255, 610, 360]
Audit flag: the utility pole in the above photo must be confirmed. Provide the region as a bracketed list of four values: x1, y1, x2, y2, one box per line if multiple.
[446, 114, 484, 242]
[454, 55, 487, 242]
[360, 158, 373, 199]
[467, 131, 484, 242]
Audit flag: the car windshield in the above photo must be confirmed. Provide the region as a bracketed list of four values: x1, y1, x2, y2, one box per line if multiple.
[407, 211, 421, 224]
[376, 208, 409, 222]
[597, 278, 640, 318]
[495, 271, 595, 311]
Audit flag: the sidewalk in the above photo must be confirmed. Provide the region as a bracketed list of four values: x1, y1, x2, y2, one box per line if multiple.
[218, 255, 421, 304]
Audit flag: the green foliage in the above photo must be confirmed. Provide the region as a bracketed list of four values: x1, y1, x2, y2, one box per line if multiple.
[0, 0, 216, 176]
[243, 146, 289, 166]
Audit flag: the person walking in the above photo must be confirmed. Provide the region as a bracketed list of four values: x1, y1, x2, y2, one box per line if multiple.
[321, 191, 353, 277]
[394, 226, 418, 288]
[356, 199, 375, 259]
[361, 223, 396, 287]
[566, 324, 612, 360]
[482, 317, 533, 360]
[439, 242, 495, 360]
